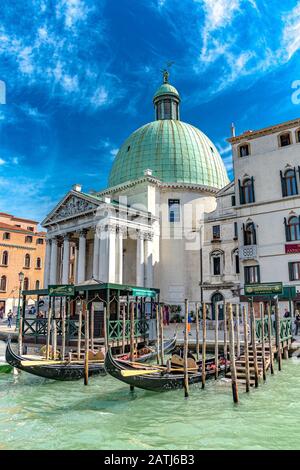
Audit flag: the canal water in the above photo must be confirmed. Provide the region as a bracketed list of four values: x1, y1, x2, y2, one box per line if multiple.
[0, 342, 300, 450]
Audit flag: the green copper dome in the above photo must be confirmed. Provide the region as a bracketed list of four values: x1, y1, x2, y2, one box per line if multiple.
[108, 120, 229, 189]
[153, 83, 180, 100]
[108, 75, 229, 190]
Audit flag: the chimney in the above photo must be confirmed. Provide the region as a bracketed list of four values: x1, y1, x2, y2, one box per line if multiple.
[231, 123, 236, 138]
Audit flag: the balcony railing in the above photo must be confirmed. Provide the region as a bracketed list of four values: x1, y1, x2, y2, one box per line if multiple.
[239, 244, 258, 260]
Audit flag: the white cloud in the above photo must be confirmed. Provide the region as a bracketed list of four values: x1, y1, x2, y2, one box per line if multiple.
[0, 158, 6, 165]
[282, 2, 300, 60]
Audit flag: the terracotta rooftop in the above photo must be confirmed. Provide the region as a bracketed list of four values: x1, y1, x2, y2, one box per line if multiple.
[227, 117, 300, 144]
[0, 222, 45, 235]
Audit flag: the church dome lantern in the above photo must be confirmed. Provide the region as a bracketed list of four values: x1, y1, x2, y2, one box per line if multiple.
[153, 69, 180, 120]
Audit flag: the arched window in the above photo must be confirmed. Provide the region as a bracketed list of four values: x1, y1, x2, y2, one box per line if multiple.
[24, 253, 31, 268]
[238, 143, 250, 158]
[211, 292, 224, 320]
[23, 277, 29, 290]
[285, 216, 300, 241]
[232, 249, 240, 274]
[279, 132, 291, 147]
[243, 222, 257, 246]
[36, 257, 42, 269]
[280, 168, 298, 197]
[1, 250, 8, 266]
[239, 177, 255, 204]
[35, 280, 40, 290]
[0, 275, 7, 292]
[211, 250, 224, 276]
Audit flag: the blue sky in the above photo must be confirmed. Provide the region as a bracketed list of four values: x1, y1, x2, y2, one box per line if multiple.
[0, 0, 300, 222]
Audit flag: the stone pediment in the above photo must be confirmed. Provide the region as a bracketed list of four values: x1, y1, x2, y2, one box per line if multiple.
[43, 192, 101, 225]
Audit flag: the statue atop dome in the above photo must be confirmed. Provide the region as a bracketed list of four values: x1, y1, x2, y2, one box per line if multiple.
[161, 61, 174, 83]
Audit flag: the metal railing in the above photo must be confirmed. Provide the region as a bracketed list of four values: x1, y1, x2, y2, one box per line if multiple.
[108, 319, 149, 341]
[23, 318, 85, 340]
[255, 318, 292, 342]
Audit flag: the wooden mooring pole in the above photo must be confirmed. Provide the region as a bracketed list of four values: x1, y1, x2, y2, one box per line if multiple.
[242, 305, 251, 392]
[223, 301, 228, 373]
[104, 306, 108, 353]
[159, 305, 164, 366]
[250, 303, 259, 388]
[84, 308, 89, 386]
[90, 304, 94, 352]
[236, 304, 241, 358]
[201, 302, 207, 389]
[77, 307, 82, 360]
[214, 303, 219, 380]
[267, 302, 274, 375]
[156, 304, 160, 365]
[228, 303, 239, 403]
[195, 302, 200, 361]
[61, 304, 66, 360]
[122, 305, 126, 354]
[46, 306, 52, 360]
[260, 303, 266, 381]
[275, 298, 282, 371]
[18, 315, 23, 356]
[52, 316, 57, 360]
[184, 299, 189, 398]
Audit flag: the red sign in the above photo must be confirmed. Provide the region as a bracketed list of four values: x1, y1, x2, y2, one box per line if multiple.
[285, 244, 300, 254]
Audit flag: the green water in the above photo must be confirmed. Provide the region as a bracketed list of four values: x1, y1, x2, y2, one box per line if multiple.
[0, 356, 300, 450]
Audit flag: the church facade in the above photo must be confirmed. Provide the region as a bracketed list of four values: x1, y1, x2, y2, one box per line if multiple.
[42, 75, 300, 317]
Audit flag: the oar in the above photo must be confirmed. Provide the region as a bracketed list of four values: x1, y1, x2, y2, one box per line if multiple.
[20, 359, 104, 367]
[120, 367, 199, 377]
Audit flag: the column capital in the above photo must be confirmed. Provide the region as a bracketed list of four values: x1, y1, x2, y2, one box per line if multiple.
[144, 231, 154, 241]
[117, 225, 127, 236]
[62, 232, 72, 241]
[78, 228, 88, 238]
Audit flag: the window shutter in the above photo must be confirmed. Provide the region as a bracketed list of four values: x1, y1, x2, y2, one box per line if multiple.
[294, 167, 299, 194]
[257, 265, 261, 283]
[280, 170, 286, 197]
[288, 262, 293, 281]
[238, 179, 244, 204]
[251, 176, 255, 203]
[253, 223, 257, 245]
[242, 223, 246, 245]
[284, 217, 291, 242]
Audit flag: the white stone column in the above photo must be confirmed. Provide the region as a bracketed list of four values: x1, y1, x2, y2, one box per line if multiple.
[98, 227, 107, 281]
[92, 227, 100, 279]
[107, 226, 116, 283]
[43, 239, 51, 288]
[49, 238, 58, 285]
[62, 234, 71, 284]
[77, 230, 87, 283]
[136, 231, 145, 287]
[116, 227, 124, 284]
[145, 232, 154, 288]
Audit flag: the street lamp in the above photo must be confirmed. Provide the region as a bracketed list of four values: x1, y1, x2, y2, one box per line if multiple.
[15, 271, 24, 330]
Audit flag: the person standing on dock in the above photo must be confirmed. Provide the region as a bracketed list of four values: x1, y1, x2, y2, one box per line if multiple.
[294, 311, 300, 336]
[7, 310, 13, 328]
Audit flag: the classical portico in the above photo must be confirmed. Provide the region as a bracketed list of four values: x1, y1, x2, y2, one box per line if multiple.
[42, 189, 156, 289]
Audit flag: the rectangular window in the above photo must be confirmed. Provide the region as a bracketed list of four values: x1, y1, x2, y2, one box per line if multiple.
[27, 226, 34, 232]
[3, 232, 10, 240]
[213, 257, 221, 275]
[168, 199, 180, 223]
[289, 262, 300, 281]
[36, 238, 44, 245]
[25, 235, 33, 243]
[244, 265, 260, 284]
[212, 225, 220, 239]
[231, 195, 236, 206]
[235, 254, 240, 274]
[234, 222, 238, 239]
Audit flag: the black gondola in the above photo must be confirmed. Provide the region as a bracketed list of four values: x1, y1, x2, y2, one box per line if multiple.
[5, 335, 176, 382]
[105, 348, 226, 392]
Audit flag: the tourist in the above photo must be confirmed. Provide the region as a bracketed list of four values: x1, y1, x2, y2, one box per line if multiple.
[294, 311, 300, 336]
[284, 308, 290, 318]
[7, 310, 13, 328]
